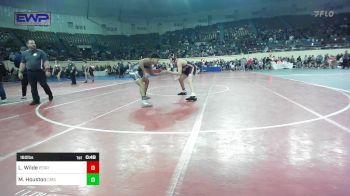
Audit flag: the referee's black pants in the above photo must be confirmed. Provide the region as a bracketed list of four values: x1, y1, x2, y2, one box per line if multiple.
[28, 70, 53, 103]
[21, 73, 29, 97]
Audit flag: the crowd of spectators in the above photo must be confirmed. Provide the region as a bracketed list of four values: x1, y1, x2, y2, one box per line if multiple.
[1, 50, 349, 83]
[0, 13, 349, 63]
[1, 13, 349, 82]
[198, 51, 350, 71]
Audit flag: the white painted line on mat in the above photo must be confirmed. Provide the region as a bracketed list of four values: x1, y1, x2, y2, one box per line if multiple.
[260, 84, 350, 133]
[254, 72, 350, 131]
[167, 81, 214, 196]
[0, 99, 139, 162]
[200, 91, 350, 133]
[43, 87, 129, 109]
[252, 73, 350, 133]
[36, 98, 192, 135]
[27, 192, 44, 196]
[35, 77, 350, 134]
[281, 76, 350, 93]
[1, 81, 132, 106]
[0, 115, 20, 122]
[15, 189, 27, 195]
[256, 72, 350, 93]
[18, 190, 31, 196]
[0, 83, 132, 121]
[275, 73, 350, 77]
[148, 85, 229, 97]
[199, 72, 350, 133]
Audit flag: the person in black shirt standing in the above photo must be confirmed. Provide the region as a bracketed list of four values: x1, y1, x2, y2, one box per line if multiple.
[117, 62, 123, 78]
[343, 50, 350, 69]
[296, 56, 302, 68]
[69, 60, 77, 85]
[18, 40, 53, 105]
[0, 60, 8, 104]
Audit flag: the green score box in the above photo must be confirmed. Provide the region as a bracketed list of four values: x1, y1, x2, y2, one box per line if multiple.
[87, 174, 100, 185]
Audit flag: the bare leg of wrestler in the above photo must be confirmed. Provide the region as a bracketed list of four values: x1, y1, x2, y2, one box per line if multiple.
[177, 74, 187, 95]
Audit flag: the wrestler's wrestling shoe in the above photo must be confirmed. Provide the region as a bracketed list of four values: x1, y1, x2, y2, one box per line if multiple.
[142, 96, 151, 100]
[177, 91, 187, 95]
[141, 100, 153, 107]
[186, 96, 197, 102]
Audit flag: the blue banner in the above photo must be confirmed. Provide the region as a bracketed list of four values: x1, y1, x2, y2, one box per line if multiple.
[15, 12, 51, 26]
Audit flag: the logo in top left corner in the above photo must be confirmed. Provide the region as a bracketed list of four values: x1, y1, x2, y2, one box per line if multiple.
[15, 12, 51, 26]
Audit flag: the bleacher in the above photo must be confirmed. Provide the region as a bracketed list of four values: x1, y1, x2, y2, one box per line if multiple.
[0, 13, 349, 61]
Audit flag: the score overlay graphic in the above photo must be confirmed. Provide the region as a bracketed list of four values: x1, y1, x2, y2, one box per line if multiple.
[16, 153, 99, 186]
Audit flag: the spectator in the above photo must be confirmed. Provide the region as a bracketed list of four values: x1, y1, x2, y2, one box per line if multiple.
[343, 50, 350, 69]
[240, 58, 247, 71]
[0, 60, 8, 103]
[296, 56, 302, 68]
[15, 47, 29, 99]
[70, 61, 77, 85]
[53, 60, 62, 81]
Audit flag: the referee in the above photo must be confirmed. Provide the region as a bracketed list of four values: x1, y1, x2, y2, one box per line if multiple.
[18, 40, 53, 105]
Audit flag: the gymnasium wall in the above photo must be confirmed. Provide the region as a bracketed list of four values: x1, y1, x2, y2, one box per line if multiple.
[0, 6, 129, 35]
[2, 2, 350, 36]
[0, 4, 317, 35]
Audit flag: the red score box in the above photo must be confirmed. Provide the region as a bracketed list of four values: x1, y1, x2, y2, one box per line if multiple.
[87, 161, 99, 173]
